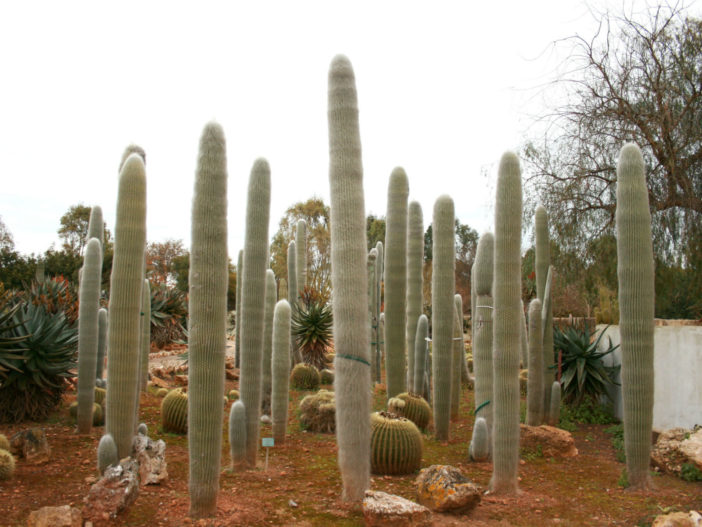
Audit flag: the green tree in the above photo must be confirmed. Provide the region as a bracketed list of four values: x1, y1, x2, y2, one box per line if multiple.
[366, 214, 386, 251]
[146, 239, 187, 285]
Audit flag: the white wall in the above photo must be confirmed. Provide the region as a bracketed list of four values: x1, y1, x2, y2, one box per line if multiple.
[597, 324, 702, 431]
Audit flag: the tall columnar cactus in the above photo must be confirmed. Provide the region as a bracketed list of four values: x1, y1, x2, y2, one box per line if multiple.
[413, 314, 429, 396]
[526, 298, 543, 426]
[519, 300, 528, 368]
[490, 152, 522, 494]
[368, 249, 378, 381]
[87, 205, 104, 251]
[278, 278, 287, 299]
[76, 238, 103, 434]
[139, 279, 151, 392]
[616, 143, 655, 489]
[384, 168, 409, 398]
[328, 54, 371, 502]
[188, 121, 228, 517]
[374, 240, 384, 383]
[229, 400, 247, 471]
[261, 269, 277, 413]
[287, 240, 300, 366]
[431, 195, 455, 441]
[295, 219, 307, 296]
[271, 300, 291, 443]
[473, 232, 494, 451]
[239, 158, 271, 467]
[541, 265, 553, 423]
[235, 250, 243, 369]
[406, 201, 423, 392]
[451, 294, 463, 420]
[96, 308, 108, 380]
[535, 205, 554, 421]
[106, 153, 147, 459]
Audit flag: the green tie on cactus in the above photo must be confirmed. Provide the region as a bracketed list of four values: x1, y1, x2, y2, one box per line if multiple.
[139, 279, 151, 392]
[187, 121, 228, 518]
[469, 416, 490, 462]
[162, 388, 188, 434]
[413, 314, 429, 396]
[235, 250, 243, 369]
[406, 201, 424, 392]
[97, 433, 118, 474]
[473, 232, 494, 453]
[541, 265, 553, 423]
[368, 249, 378, 381]
[616, 143, 655, 490]
[535, 206, 554, 422]
[374, 240, 384, 384]
[490, 151, 522, 494]
[96, 308, 108, 381]
[431, 195, 455, 441]
[229, 400, 247, 471]
[106, 153, 147, 459]
[287, 240, 300, 366]
[526, 298, 543, 426]
[451, 294, 463, 420]
[384, 167, 409, 399]
[76, 238, 103, 434]
[261, 270, 277, 414]
[548, 381, 561, 426]
[239, 158, 271, 467]
[271, 300, 291, 443]
[328, 54, 371, 502]
[295, 219, 307, 296]
[370, 411, 423, 475]
[87, 206, 104, 252]
[394, 392, 432, 431]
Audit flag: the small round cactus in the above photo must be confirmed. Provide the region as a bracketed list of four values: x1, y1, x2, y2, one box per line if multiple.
[97, 433, 118, 474]
[156, 388, 169, 398]
[299, 390, 336, 433]
[393, 392, 432, 431]
[228, 389, 240, 401]
[0, 434, 9, 452]
[94, 387, 107, 406]
[370, 412, 423, 475]
[469, 417, 490, 462]
[0, 449, 15, 480]
[161, 388, 188, 434]
[320, 369, 334, 385]
[290, 363, 321, 390]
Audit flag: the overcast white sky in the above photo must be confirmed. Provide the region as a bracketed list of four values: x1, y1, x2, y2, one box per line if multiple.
[0, 0, 676, 258]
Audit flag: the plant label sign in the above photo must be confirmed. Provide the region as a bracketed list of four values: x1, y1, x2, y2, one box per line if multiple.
[262, 438, 274, 447]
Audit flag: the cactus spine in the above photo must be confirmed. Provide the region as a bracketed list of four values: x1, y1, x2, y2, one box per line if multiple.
[271, 300, 291, 443]
[229, 400, 247, 471]
[490, 152, 522, 494]
[451, 294, 463, 420]
[96, 308, 108, 380]
[526, 298, 543, 426]
[105, 153, 147, 459]
[295, 219, 307, 295]
[239, 158, 271, 467]
[139, 279, 150, 392]
[616, 143, 654, 489]
[328, 54, 371, 502]
[235, 250, 243, 369]
[413, 314, 429, 395]
[76, 238, 103, 433]
[431, 195, 455, 440]
[535, 205, 553, 422]
[374, 240, 384, 384]
[406, 201, 423, 392]
[188, 121, 228, 517]
[261, 269, 277, 413]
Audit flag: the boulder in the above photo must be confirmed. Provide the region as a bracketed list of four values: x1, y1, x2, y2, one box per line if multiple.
[174, 374, 188, 386]
[415, 465, 481, 513]
[679, 429, 702, 470]
[27, 505, 82, 527]
[519, 424, 578, 458]
[131, 434, 167, 485]
[651, 428, 702, 476]
[652, 510, 702, 527]
[362, 490, 431, 527]
[9, 427, 50, 464]
[83, 458, 140, 523]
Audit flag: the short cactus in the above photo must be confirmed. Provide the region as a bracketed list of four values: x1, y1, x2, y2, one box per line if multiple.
[299, 389, 336, 433]
[370, 411, 423, 475]
[413, 314, 429, 396]
[0, 448, 15, 480]
[228, 390, 240, 401]
[320, 368, 334, 385]
[0, 434, 9, 452]
[161, 388, 188, 434]
[156, 388, 168, 397]
[469, 417, 489, 462]
[97, 433, 118, 474]
[137, 423, 148, 436]
[290, 363, 321, 390]
[548, 381, 561, 426]
[394, 392, 432, 431]
[229, 400, 247, 471]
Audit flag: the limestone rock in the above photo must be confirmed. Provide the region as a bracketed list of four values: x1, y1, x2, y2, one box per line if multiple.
[651, 428, 702, 476]
[362, 490, 431, 527]
[174, 374, 188, 386]
[415, 465, 481, 513]
[652, 510, 702, 527]
[519, 424, 578, 458]
[9, 427, 50, 464]
[83, 457, 140, 523]
[27, 505, 81, 527]
[131, 434, 167, 485]
[679, 429, 702, 470]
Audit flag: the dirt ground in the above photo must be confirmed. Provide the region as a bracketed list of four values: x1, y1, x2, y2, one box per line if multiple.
[0, 345, 700, 527]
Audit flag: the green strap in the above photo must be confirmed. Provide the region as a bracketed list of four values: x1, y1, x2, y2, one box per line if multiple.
[336, 353, 371, 367]
[474, 399, 490, 415]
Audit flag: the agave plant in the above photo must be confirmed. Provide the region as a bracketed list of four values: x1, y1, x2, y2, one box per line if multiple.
[553, 325, 620, 406]
[150, 283, 187, 348]
[22, 276, 80, 324]
[292, 287, 333, 370]
[0, 293, 30, 382]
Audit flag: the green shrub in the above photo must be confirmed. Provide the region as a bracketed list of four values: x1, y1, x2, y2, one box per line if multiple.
[150, 283, 187, 348]
[605, 424, 626, 463]
[680, 462, 702, 482]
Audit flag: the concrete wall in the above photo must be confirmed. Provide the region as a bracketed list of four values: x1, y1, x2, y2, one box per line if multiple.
[597, 324, 702, 431]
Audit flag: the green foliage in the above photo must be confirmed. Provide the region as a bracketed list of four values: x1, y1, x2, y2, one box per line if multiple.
[366, 214, 386, 251]
[149, 283, 187, 348]
[370, 411, 423, 475]
[290, 363, 321, 391]
[680, 463, 702, 482]
[291, 287, 333, 370]
[605, 424, 626, 463]
[553, 325, 620, 406]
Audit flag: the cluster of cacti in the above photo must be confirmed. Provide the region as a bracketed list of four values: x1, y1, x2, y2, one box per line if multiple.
[535, 205, 554, 423]
[374, 241, 384, 384]
[290, 363, 321, 390]
[0, 448, 15, 480]
[327, 54, 371, 502]
[235, 250, 243, 369]
[320, 368, 334, 385]
[271, 300, 291, 443]
[161, 388, 188, 434]
[299, 389, 336, 433]
[406, 201, 424, 392]
[139, 279, 151, 392]
[97, 433, 118, 474]
[413, 314, 429, 397]
[229, 400, 247, 471]
[526, 299, 543, 426]
[96, 308, 108, 381]
[393, 392, 432, 430]
[239, 158, 271, 468]
[469, 417, 489, 462]
[187, 121, 229, 517]
[76, 237, 103, 434]
[261, 270, 277, 414]
[105, 152, 147, 459]
[616, 143, 655, 489]
[431, 195, 455, 441]
[370, 411, 422, 475]
[451, 294, 463, 420]
[490, 152, 522, 494]
[295, 219, 307, 295]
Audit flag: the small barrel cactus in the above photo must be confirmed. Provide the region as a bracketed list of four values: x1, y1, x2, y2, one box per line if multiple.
[70, 401, 104, 426]
[469, 417, 490, 462]
[0, 434, 9, 452]
[229, 400, 247, 471]
[97, 433, 118, 474]
[228, 390, 240, 401]
[394, 392, 432, 431]
[0, 448, 16, 480]
[156, 388, 169, 397]
[387, 397, 406, 416]
[290, 363, 321, 390]
[161, 388, 188, 434]
[299, 389, 336, 433]
[370, 411, 423, 475]
[320, 368, 334, 385]
[94, 387, 107, 406]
